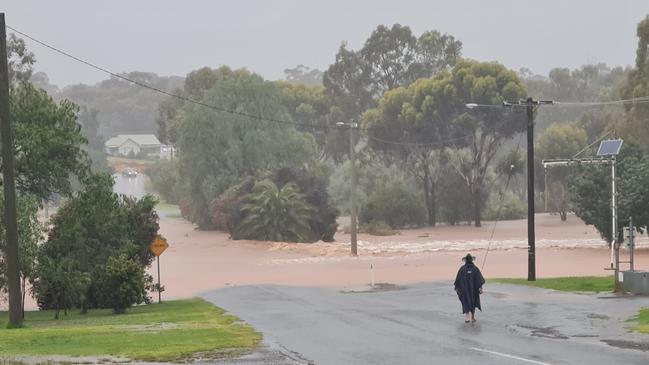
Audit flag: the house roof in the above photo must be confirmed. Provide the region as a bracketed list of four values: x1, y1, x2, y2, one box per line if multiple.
[105, 134, 162, 148]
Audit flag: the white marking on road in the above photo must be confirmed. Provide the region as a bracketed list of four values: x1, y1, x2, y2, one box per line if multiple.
[470, 347, 553, 365]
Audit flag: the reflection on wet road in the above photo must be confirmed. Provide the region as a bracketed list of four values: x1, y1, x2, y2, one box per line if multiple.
[203, 283, 649, 365]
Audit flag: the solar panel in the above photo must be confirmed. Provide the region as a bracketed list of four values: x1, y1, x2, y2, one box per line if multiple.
[597, 139, 623, 156]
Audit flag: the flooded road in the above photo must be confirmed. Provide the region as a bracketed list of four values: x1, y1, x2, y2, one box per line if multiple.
[112, 173, 148, 199]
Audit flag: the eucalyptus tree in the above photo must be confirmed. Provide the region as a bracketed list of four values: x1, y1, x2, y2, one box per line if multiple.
[364, 60, 526, 227]
[324, 24, 461, 120]
[178, 71, 316, 228]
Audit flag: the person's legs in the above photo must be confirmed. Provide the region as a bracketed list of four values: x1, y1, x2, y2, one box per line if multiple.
[470, 310, 476, 322]
[464, 312, 471, 323]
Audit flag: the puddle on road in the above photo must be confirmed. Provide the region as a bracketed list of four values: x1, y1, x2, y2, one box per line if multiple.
[340, 282, 405, 294]
[601, 339, 649, 352]
[508, 324, 570, 339]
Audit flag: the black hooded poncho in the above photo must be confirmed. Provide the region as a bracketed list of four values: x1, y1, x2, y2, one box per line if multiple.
[454, 263, 485, 314]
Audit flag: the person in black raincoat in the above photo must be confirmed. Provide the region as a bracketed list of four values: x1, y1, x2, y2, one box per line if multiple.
[454, 253, 485, 323]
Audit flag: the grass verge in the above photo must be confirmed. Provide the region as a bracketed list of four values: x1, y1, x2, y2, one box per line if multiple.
[633, 308, 649, 334]
[0, 298, 260, 362]
[492, 276, 614, 293]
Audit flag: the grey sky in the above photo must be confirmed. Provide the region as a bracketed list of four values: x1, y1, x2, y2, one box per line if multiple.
[4, 0, 649, 87]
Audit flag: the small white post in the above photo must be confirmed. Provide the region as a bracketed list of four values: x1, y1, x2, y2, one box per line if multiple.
[370, 263, 374, 288]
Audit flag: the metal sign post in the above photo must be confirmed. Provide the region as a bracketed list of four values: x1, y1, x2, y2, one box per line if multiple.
[542, 139, 623, 291]
[150, 235, 169, 303]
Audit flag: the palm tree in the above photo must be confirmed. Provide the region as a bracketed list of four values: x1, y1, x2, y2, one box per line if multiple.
[235, 180, 315, 242]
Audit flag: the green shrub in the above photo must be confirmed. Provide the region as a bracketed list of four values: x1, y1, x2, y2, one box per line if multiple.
[96, 253, 149, 314]
[360, 184, 427, 229]
[32, 257, 91, 319]
[483, 191, 526, 221]
[209, 178, 256, 233]
[210, 167, 338, 242]
[359, 221, 398, 236]
[235, 180, 315, 242]
[35, 174, 159, 313]
[272, 167, 338, 242]
[147, 160, 183, 204]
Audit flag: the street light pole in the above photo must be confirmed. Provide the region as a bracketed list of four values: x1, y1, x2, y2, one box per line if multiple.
[338, 121, 358, 256]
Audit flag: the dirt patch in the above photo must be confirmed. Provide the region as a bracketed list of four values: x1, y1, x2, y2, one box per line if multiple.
[128, 322, 181, 332]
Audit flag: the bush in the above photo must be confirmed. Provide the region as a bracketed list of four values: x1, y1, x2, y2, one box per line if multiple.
[272, 167, 338, 242]
[483, 191, 526, 221]
[96, 253, 150, 314]
[178, 196, 193, 220]
[32, 257, 91, 319]
[358, 221, 398, 236]
[360, 184, 427, 229]
[35, 174, 159, 313]
[209, 167, 338, 242]
[235, 180, 315, 242]
[147, 160, 183, 204]
[438, 169, 474, 225]
[209, 177, 255, 233]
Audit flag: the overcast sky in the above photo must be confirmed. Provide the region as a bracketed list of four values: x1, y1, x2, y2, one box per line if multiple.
[4, 0, 649, 87]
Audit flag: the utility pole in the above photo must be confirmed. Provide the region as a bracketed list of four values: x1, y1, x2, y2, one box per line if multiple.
[337, 121, 358, 255]
[0, 13, 23, 327]
[509, 98, 552, 281]
[525, 98, 536, 281]
[469, 98, 552, 281]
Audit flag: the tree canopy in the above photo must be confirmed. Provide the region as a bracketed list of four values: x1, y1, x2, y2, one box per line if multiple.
[364, 60, 526, 226]
[177, 71, 316, 227]
[324, 24, 461, 119]
[9, 83, 89, 199]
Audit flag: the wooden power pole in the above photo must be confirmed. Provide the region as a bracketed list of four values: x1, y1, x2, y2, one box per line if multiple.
[0, 13, 23, 327]
[525, 98, 536, 281]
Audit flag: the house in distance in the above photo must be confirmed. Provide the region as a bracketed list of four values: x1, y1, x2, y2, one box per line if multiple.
[104, 134, 169, 159]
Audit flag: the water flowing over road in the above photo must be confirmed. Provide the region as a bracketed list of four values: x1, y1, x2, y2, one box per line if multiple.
[112, 173, 147, 199]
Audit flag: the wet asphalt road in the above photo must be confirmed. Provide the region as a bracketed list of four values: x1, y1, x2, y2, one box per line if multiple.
[202, 282, 649, 365]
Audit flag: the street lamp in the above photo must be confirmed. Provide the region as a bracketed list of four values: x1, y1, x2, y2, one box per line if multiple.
[337, 121, 358, 256]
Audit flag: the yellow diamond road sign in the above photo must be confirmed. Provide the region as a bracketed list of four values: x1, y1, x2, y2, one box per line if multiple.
[150, 235, 169, 257]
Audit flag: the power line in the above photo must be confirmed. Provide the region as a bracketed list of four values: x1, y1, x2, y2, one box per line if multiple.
[469, 96, 649, 109]
[572, 129, 614, 159]
[366, 133, 474, 147]
[10, 25, 649, 148]
[8, 25, 518, 148]
[6, 24, 333, 132]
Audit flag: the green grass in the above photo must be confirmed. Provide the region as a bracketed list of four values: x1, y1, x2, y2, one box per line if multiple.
[633, 308, 649, 334]
[493, 276, 614, 293]
[156, 202, 182, 218]
[0, 298, 260, 362]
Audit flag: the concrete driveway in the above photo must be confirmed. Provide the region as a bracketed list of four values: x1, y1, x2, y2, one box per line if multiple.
[203, 282, 649, 365]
